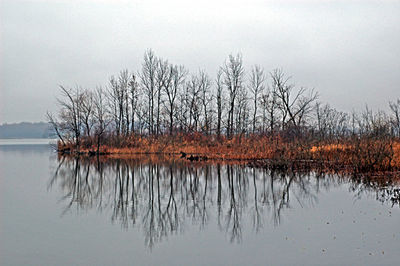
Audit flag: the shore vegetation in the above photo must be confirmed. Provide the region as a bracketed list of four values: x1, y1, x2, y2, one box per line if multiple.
[48, 50, 400, 173]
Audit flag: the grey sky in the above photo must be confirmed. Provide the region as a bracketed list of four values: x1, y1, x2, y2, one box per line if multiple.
[1, 0, 399, 123]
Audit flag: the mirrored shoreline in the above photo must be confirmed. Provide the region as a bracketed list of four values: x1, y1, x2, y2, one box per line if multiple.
[49, 156, 400, 249]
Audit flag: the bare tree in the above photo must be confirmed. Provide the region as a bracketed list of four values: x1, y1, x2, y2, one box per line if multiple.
[271, 69, 318, 133]
[260, 84, 279, 134]
[164, 65, 186, 134]
[389, 99, 400, 137]
[46, 111, 66, 145]
[235, 85, 249, 136]
[118, 70, 131, 136]
[140, 49, 158, 134]
[156, 58, 172, 135]
[51, 49, 400, 155]
[221, 54, 245, 138]
[199, 70, 212, 134]
[359, 105, 391, 137]
[315, 102, 349, 139]
[249, 65, 265, 133]
[57, 86, 83, 148]
[93, 87, 110, 153]
[129, 73, 139, 134]
[80, 90, 94, 137]
[177, 81, 190, 132]
[186, 75, 202, 132]
[108, 75, 121, 136]
[294, 88, 318, 128]
[215, 70, 224, 138]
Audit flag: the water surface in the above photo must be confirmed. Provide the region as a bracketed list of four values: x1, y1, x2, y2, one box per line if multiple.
[0, 142, 399, 265]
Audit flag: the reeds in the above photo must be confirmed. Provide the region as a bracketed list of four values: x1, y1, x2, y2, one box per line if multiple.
[57, 134, 400, 173]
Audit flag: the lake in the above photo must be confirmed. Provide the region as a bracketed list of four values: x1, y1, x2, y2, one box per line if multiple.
[0, 141, 399, 265]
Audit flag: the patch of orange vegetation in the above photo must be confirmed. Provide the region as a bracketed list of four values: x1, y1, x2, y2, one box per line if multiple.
[309, 140, 400, 170]
[58, 135, 400, 171]
[310, 144, 350, 153]
[392, 142, 400, 167]
[102, 137, 277, 160]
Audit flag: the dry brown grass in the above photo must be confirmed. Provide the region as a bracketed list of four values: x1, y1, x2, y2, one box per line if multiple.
[57, 134, 400, 172]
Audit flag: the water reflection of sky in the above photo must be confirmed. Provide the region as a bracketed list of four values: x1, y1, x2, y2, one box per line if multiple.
[1, 145, 399, 266]
[50, 156, 400, 249]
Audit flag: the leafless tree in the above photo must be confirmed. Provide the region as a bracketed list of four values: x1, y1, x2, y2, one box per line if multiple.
[315, 102, 349, 139]
[156, 58, 172, 135]
[177, 81, 189, 132]
[221, 54, 245, 138]
[271, 69, 318, 133]
[119, 70, 132, 135]
[108, 75, 120, 136]
[235, 86, 249, 136]
[107, 70, 132, 137]
[389, 99, 400, 137]
[186, 75, 202, 132]
[249, 65, 266, 133]
[164, 65, 186, 134]
[46, 111, 66, 145]
[129, 73, 139, 134]
[93, 87, 110, 153]
[199, 70, 212, 134]
[215, 70, 224, 138]
[80, 90, 94, 137]
[51, 49, 400, 149]
[140, 49, 158, 134]
[362, 106, 391, 137]
[57, 86, 83, 148]
[260, 83, 279, 134]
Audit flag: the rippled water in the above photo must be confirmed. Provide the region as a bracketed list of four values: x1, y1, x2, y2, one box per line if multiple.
[1, 142, 399, 265]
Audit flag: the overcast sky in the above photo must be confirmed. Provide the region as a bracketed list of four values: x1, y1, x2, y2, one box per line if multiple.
[0, 0, 399, 123]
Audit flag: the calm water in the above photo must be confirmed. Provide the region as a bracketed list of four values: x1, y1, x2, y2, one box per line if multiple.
[0, 141, 399, 265]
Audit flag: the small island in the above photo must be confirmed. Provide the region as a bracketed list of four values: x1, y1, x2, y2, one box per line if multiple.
[48, 50, 400, 175]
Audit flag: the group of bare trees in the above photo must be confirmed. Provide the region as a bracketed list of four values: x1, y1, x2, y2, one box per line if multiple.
[48, 49, 400, 147]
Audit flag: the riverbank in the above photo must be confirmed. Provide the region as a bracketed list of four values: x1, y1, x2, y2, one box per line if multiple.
[56, 135, 400, 174]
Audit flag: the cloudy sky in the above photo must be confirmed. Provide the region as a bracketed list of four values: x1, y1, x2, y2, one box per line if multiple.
[0, 0, 399, 123]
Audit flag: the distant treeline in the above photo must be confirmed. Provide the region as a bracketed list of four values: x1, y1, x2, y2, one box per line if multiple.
[48, 49, 400, 150]
[0, 122, 53, 139]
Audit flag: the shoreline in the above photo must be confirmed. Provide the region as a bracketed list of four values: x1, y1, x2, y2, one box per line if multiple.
[57, 147, 400, 178]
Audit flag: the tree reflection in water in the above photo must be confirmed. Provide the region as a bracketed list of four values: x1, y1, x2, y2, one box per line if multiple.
[49, 156, 400, 249]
